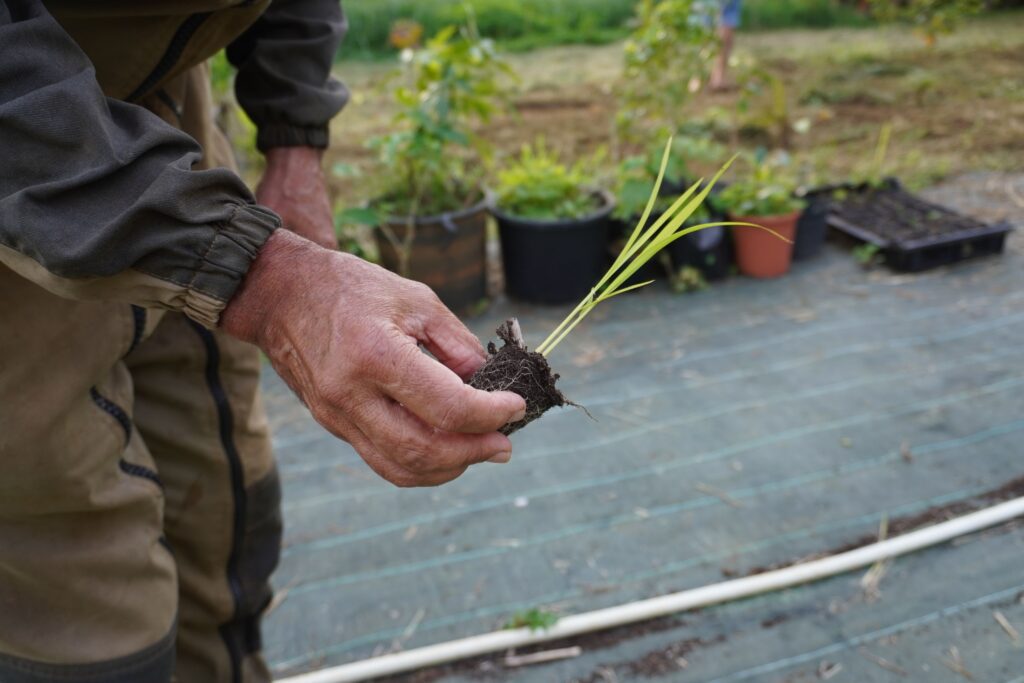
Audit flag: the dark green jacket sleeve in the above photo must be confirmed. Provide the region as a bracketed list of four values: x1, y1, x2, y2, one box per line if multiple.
[226, 0, 349, 151]
[0, 0, 280, 328]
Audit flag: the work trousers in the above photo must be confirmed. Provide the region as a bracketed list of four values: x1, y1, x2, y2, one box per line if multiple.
[0, 63, 281, 683]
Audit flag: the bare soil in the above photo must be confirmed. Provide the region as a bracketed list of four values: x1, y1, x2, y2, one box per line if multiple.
[322, 16, 1024, 213]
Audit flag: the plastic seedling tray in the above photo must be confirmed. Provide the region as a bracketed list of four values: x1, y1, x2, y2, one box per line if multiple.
[826, 179, 1014, 272]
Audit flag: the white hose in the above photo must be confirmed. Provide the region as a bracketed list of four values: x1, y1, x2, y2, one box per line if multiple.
[277, 496, 1024, 683]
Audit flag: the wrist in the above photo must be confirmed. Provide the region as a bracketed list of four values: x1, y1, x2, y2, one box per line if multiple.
[263, 146, 324, 173]
[220, 229, 322, 345]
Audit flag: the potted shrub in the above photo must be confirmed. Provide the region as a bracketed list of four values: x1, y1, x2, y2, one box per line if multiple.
[717, 161, 805, 278]
[492, 142, 615, 305]
[350, 21, 513, 313]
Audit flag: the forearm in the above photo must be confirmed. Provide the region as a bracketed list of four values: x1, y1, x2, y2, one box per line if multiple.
[226, 0, 348, 152]
[0, 0, 279, 327]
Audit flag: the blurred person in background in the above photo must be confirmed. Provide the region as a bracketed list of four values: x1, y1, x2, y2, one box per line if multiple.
[710, 0, 742, 90]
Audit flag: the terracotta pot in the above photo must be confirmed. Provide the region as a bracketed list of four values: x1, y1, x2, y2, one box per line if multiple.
[730, 210, 801, 279]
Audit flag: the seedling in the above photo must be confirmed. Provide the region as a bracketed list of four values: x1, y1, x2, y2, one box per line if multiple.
[852, 243, 882, 267]
[503, 608, 559, 632]
[672, 265, 709, 294]
[470, 139, 785, 434]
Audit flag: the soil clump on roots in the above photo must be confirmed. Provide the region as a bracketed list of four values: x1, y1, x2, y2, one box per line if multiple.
[469, 319, 568, 435]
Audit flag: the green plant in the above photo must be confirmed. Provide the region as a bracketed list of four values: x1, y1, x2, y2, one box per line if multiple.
[852, 243, 882, 266]
[371, 19, 512, 215]
[367, 16, 513, 275]
[338, 0, 638, 58]
[672, 265, 709, 293]
[853, 122, 894, 188]
[333, 208, 375, 261]
[868, 0, 984, 45]
[614, 136, 726, 220]
[717, 155, 805, 217]
[495, 140, 604, 220]
[735, 61, 794, 148]
[741, 0, 873, 29]
[535, 139, 778, 358]
[503, 608, 559, 631]
[617, 0, 719, 143]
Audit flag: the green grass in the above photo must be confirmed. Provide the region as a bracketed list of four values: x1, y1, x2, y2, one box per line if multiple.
[338, 0, 877, 59]
[741, 0, 873, 30]
[339, 0, 636, 58]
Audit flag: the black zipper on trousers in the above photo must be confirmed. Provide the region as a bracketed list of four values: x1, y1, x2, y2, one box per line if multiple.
[90, 387, 132, 441]
[189, 320, 246, 683]
[126, 12, 213, 103]
[119, 460, 164, 489]
[128, 305, 147, 354]
[90, 387, 164, 487]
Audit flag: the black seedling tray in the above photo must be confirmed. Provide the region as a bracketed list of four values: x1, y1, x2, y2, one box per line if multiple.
[826, 180, 1014, 272]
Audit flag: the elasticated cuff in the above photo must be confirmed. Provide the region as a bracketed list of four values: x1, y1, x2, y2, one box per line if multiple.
[256, 122, 331, 151]
[183, 202, 280, 328]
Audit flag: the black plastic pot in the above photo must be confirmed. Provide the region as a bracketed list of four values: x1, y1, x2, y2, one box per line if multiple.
[494, 192, 615, 305]
[793, 190, 830, 261]
[656, 184, 733, 280]
[668, 223, 733, 281]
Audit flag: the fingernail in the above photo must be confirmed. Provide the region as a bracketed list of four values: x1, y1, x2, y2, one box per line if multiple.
[512, 407, 527, 422]
[488, 451, 512, 464]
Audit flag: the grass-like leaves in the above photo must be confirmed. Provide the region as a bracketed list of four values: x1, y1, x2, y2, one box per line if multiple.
[535, 139, 785, 358]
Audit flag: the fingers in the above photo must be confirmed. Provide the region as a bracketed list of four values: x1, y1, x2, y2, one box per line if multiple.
[324, 394, 510, 487]
[337, 416, 470, 488]
[378, 341, 526, 434]
[367, 396, 513, 470]
[415, 296, 489, 379]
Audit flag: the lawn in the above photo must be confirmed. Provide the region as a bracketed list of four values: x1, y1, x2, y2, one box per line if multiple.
[337, 0, 870, 58]
[322, 12, 1024, 211]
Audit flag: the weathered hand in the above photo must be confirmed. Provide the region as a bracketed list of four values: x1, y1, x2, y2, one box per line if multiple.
[222, 230, 526, 487]
[256, 146, 338, 250]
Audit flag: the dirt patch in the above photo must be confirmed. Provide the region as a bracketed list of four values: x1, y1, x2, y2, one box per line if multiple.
[468, 319, 567, 435]
[514, 97, 596, 111]
[760, 613, 790, 629]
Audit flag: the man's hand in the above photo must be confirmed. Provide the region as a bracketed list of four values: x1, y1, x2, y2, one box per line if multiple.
[257, 146, 338, 250]
[222, 231, 527, 487]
